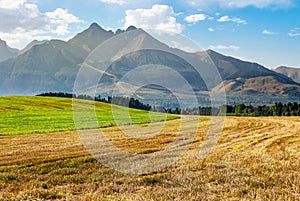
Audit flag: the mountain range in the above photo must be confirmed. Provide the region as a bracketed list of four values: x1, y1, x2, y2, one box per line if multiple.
[0, 39, 19, 62]
[0, 23, 299, 105]
[274, 66, 300, 84]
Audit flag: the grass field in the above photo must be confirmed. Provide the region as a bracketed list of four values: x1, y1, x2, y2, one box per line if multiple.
[0, 96, 178, 135]
[0, 97, 299, 200]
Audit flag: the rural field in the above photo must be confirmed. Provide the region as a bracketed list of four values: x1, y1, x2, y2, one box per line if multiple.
[0, 96, 177, 135]
[0, 97, 299, 200]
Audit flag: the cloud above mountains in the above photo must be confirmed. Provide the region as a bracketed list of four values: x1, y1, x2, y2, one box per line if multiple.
[99, 0, 293, 8]
[262, 29, 279, 35]
[0, 0, 83, 48]
[99, 0, 127, 5]
[217, 16, 247, 25]
[188, 0, 293, 8]
[45, 8, 83, 35]
[184, 14, 207, 24]
[125, 4, 184, 34]
[288, 28, 300, 37]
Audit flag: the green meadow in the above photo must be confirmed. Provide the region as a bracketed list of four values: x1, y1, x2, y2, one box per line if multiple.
[0, 96, 178, 135]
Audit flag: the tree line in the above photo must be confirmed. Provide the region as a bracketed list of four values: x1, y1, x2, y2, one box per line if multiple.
[176, 102, 300, 116]
[37, 92, 151, 111]
[37, 92, 300, 116]
[154, 103, 300, 116]
[221, 102, 300, 116]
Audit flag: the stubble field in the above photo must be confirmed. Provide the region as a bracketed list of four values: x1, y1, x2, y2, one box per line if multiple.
[0, 109, 299, 200]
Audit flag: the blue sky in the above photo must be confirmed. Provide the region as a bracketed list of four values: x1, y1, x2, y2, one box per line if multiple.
[0, 0, 299, 69]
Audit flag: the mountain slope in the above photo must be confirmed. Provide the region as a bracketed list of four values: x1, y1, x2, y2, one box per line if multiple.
[100, 49, 207, 92]
[19, 40, 48, 55]
[274, 66, 300, 84]
[0, 24, 139, 95]
[68, 23, 114, 54]
[0, 40, 84, 94]
[213, 76, 300, 97]
[0, 24, 118, 95]
[201, 50, 300, 99]
[204, 50, 295, 83]
[84, 28, 220, 92]
[0, 39, 19, 62]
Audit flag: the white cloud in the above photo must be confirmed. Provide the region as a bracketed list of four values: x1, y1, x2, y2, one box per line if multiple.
[209, 45, 240, 51]
[0, 0, 83, 48]
[45, 8, 83, 35]
[125, 4, 184, 34]
[288, 33, 300, 37]
[0, 29, 51, 49]
[0, 2, 46, 33]
[184, 14, 207, 24]
[188, 1, 197, 6]
[218, 16, 247, 25]
[262, 29, 278, 35]
[99, 0, 127, 5]
[208, 27, 215, 32]
[288, 28, 300, 37]
[0, 0, 25, 9]
[174, 12, 184, 16]
[187, 0, 293, 8]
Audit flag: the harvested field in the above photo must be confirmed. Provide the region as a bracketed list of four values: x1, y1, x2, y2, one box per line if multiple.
[0, 116, 299, 200]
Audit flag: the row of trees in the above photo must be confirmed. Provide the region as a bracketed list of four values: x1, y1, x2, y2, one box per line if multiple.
[173, 103, 300, 116]
[223, 102, 300, 116]
[104, 96, 152, 111]
[37, 92, 300, 116]
[37, 92, 152, 111]
[37, 92, 75, 98]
